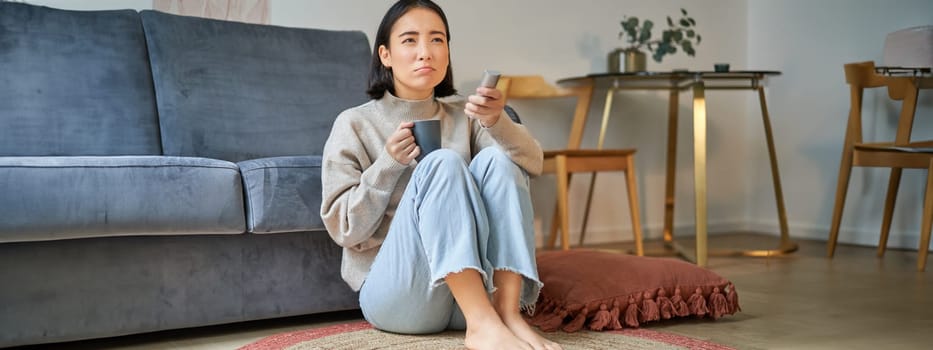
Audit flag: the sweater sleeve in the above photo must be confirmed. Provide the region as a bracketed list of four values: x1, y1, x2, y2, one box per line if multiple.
[320, 113, 409, 251]
[473, 111, 544, 176]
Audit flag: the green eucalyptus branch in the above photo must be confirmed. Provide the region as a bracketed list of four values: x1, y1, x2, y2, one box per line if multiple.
[618, 8, 701, 63]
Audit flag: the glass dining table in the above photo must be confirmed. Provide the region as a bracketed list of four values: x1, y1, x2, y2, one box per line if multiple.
[557, 70, 799, 267]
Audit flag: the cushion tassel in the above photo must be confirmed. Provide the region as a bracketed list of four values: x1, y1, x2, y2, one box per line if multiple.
[539, 299, 557, 314]
[531, 307, 558, 327]
[687, 287, 709, 318]
[708, 287, 729, 320]
[587, 304, 613, 331]
[671, 287, 690, 317]
[624, 296, 640, 328]
[529, 313, 548, 327]
[608, 300, 623, 330]
[726, 282, 742, 313]
[639, 290, 660, 323]
[561, 306, 588, 333]
[656, 288, 675, 319]
[537, 308, 569, 332]
[530, 300, 557, 325]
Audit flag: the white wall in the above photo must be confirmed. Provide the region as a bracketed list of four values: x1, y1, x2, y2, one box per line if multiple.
[22, 0, 933, 250]
[21, 0, 151, 11]
[746, 0, 933, 250]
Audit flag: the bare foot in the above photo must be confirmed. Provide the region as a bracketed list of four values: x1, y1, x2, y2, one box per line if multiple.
[464, 316, 533, 350]
[501, 314, 562, 350]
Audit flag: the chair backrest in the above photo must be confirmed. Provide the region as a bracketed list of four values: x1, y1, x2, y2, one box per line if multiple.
[844, 61, 924, 146]
[498, 75, 593, 149]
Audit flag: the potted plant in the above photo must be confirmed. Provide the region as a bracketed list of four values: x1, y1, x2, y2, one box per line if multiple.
[608, 8, 701, 72]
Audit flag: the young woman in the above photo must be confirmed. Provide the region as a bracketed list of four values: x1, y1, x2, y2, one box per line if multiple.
[321, 1, 559, 349]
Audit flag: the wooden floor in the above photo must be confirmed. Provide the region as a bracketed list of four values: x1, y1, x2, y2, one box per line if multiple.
[596, 233, 933, 350]
[15, 233, 933, 350]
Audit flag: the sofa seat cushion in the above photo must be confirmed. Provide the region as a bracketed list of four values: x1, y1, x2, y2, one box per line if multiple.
[0, 156, 245, 243]
[238, 156, 324, 233]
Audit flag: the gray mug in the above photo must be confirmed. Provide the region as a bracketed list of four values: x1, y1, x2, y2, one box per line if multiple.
[412, 119, 441, 162]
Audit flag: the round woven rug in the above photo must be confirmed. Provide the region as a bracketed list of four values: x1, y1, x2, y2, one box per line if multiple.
[239, 321, 734, 350]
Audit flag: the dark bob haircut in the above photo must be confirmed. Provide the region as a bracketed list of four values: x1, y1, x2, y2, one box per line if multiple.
[366, 0, 457, 99]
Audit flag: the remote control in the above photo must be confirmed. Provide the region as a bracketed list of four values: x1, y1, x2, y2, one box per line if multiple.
[479, 69, 501, 88]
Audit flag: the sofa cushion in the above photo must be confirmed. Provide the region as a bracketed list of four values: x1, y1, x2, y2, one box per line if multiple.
[0, 156, 246, 243]
[0, 3, 161, 156]
[238, 156, 324, 233]
[140, 10, 371, 163]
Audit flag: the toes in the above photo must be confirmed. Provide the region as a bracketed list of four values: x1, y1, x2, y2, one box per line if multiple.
[532, 340, 556, 350]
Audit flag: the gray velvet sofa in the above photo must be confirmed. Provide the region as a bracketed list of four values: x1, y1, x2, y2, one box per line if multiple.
[0, 3, 370, 347]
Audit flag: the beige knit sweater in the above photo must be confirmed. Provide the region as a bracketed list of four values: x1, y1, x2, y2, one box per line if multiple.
[320, 92, 543, 291]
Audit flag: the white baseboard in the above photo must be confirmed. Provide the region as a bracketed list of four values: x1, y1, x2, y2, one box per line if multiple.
[534, 220, 751, 246]
[536, 219, 932, 250]
[747, 220, 931, 250]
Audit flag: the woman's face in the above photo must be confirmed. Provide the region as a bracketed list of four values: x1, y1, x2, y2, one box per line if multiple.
[378, 7, 449, 100]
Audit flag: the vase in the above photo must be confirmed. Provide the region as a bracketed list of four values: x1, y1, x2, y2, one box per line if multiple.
[623, 49, 646, 72]
[607, 47, 625, 73]
[607, 48, 647, 73]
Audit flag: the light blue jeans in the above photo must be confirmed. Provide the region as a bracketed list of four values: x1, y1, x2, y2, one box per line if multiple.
[359, 147, 541, 334]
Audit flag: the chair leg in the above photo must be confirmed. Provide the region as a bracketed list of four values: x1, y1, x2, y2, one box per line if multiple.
[578, 172, 597, 246]
[878, 168, 902, 257]
[625, 156, 644, 256]
[918, 162, 933, 272]
[555, 156, 571, 250]
[548, 173, 575, 249]
[828, 148, 855, 257]
[547, 203, 560, 249]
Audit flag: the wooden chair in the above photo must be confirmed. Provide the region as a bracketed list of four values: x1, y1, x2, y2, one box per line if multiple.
[828, 61, 933, 271]
[498, 75, 644, 255]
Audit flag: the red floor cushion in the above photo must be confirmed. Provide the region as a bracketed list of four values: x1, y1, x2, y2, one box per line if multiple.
[528, 249, 740, 332]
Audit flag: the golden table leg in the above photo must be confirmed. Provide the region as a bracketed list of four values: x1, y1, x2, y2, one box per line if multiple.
[756, 86, 798, 255]
[640, 89, 682, 258]
[663, 89, 679, 246]
[692, 82, 708, 267]
[636, 86, 706, 263]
